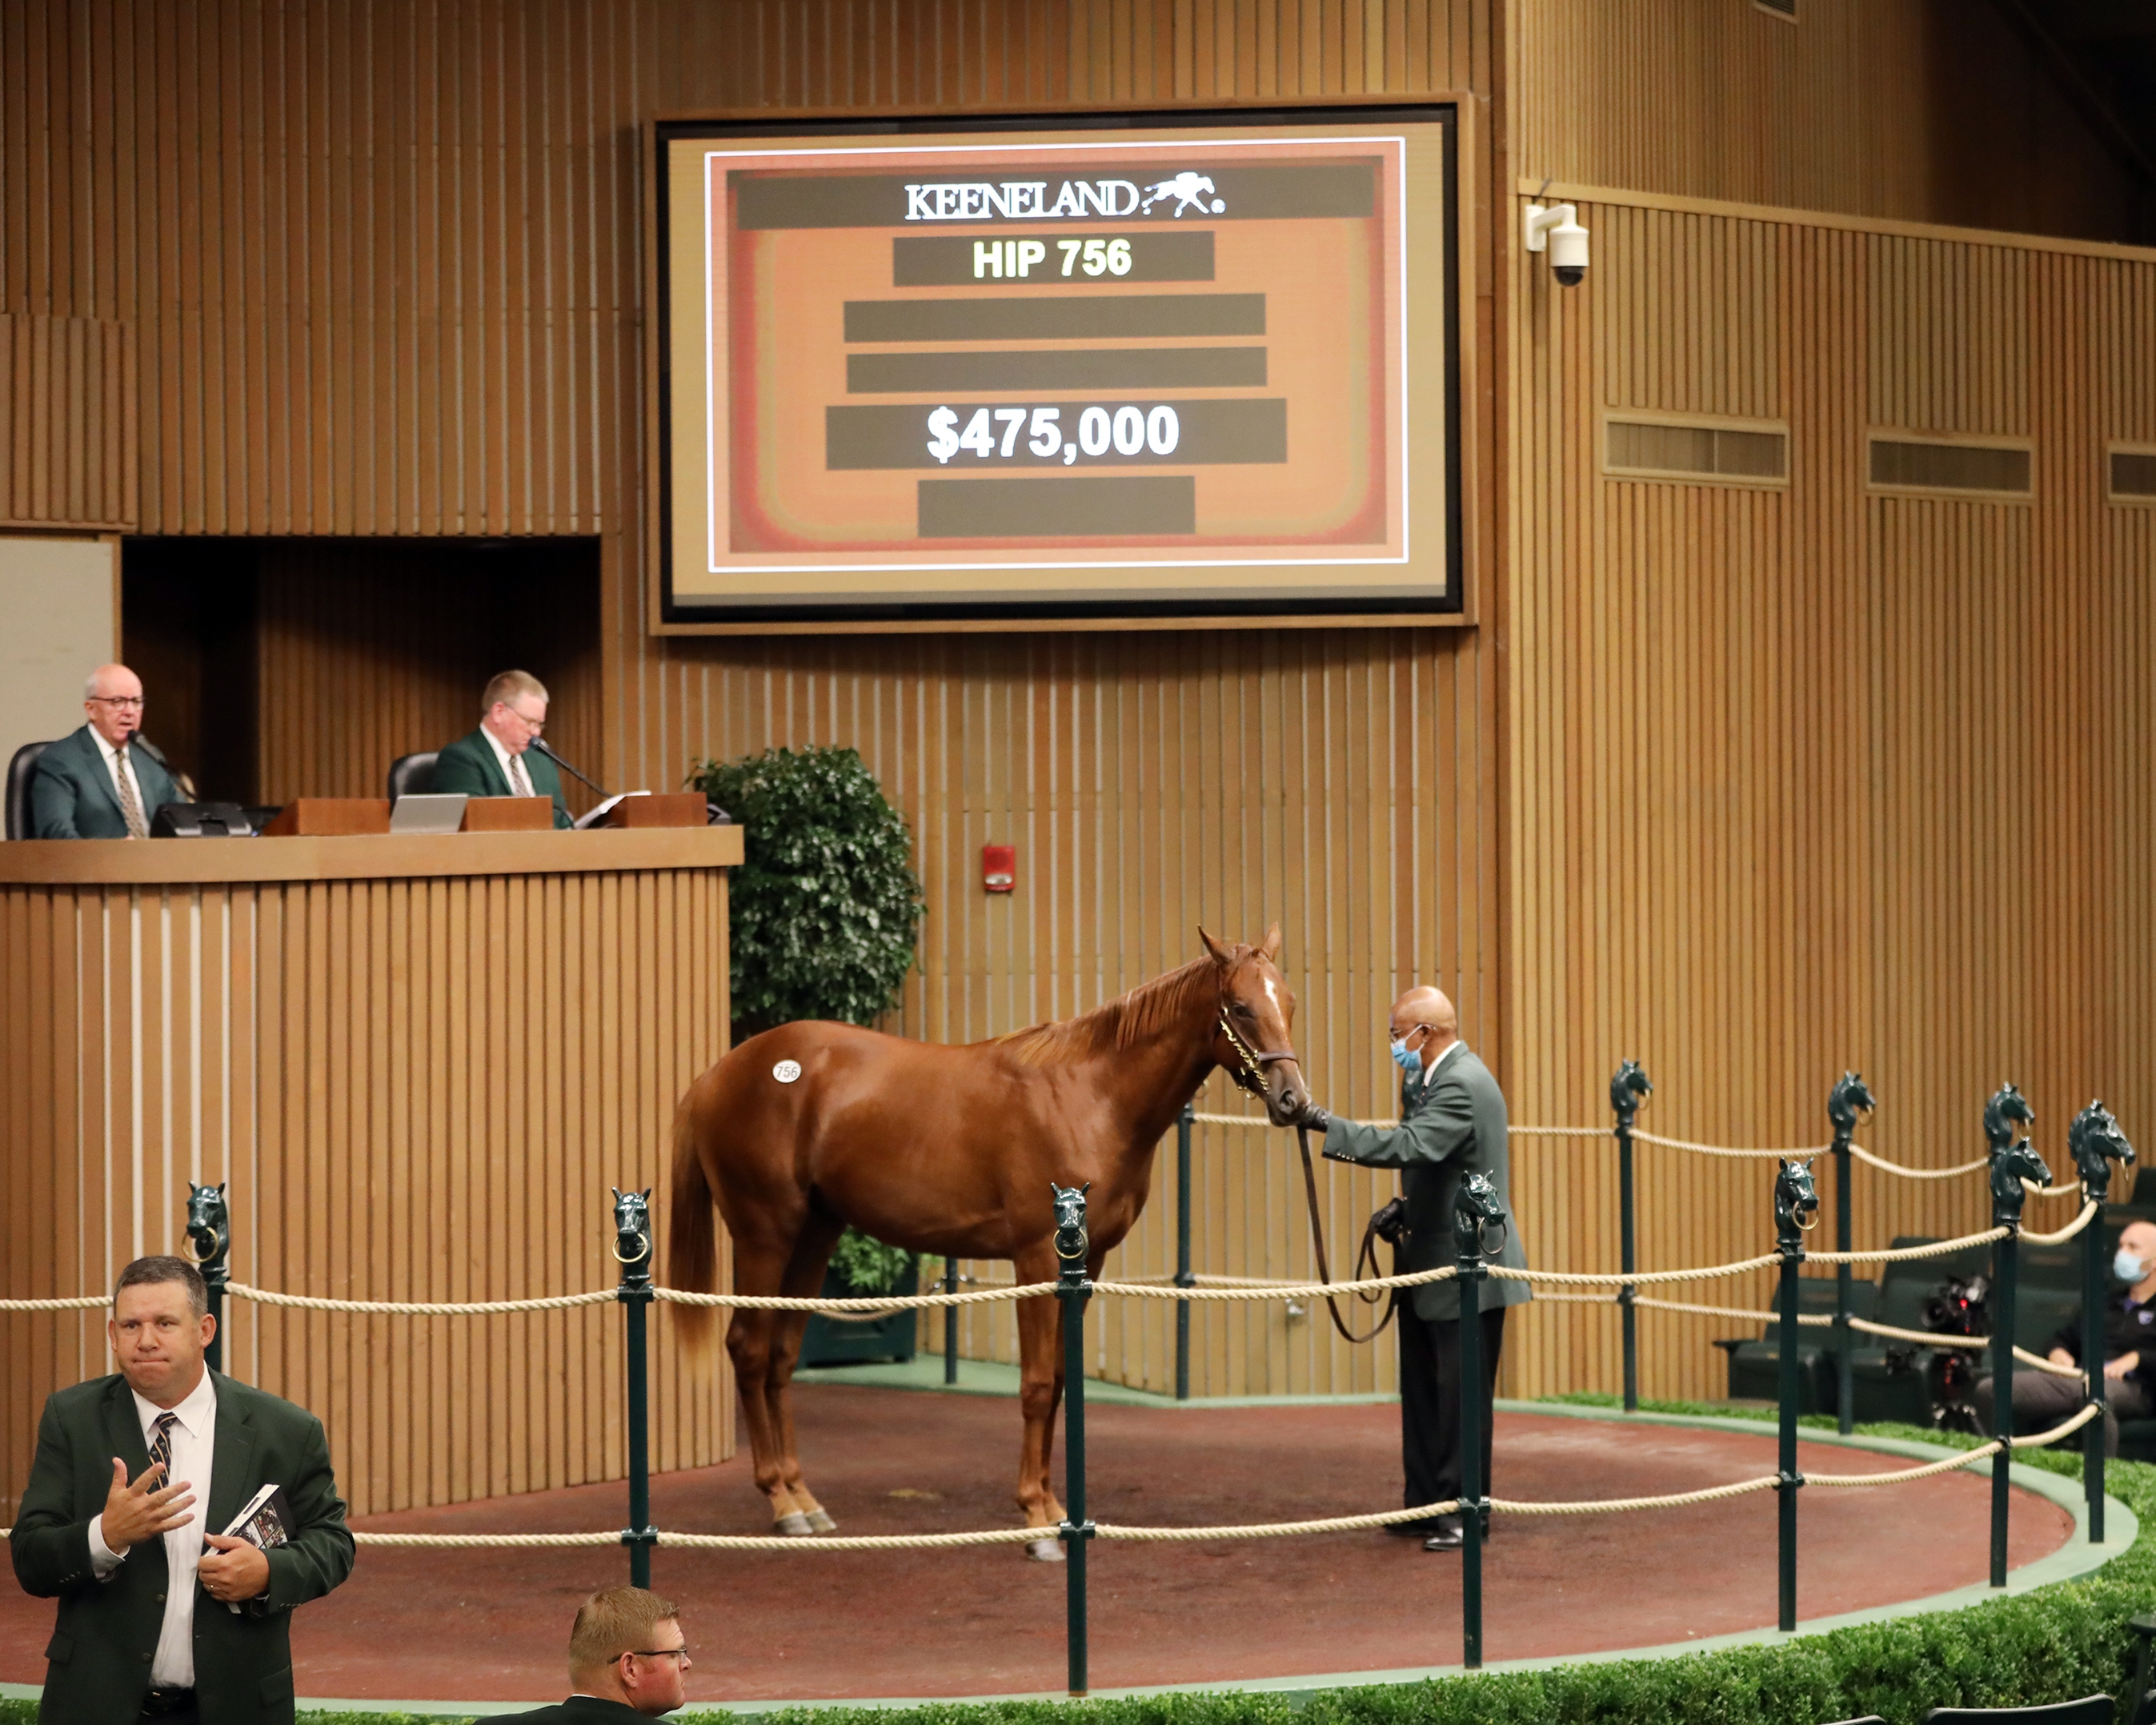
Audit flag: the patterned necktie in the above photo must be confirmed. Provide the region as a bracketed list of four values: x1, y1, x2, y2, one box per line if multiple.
[509, 751, 534, 797]
[147, 1410, 178, 1478]
[114, 744, 149, 840]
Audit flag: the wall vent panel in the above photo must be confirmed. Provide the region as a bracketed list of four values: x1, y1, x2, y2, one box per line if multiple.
[2111, 449, 2156, 501]
[1605, 415, 1788, 484]
[1869, 436, 2032, 495]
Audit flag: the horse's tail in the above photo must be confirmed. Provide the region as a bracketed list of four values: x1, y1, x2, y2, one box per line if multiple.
[667, 1093, 719, 1349]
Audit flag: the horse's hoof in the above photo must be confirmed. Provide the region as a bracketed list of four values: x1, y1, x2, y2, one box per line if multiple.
[775, 1512, 816, 1537]
[1026, 1538, 1066, 1563]
[805, 1509, 838, 1533]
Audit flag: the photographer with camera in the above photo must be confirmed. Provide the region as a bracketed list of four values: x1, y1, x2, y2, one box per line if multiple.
[1296, 987, 1531, 1551]
[1972, 1218, 2156, 1454]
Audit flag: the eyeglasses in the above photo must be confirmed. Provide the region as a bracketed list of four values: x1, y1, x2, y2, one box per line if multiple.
[622, 1646, 691, 1663]
[89, 696, 145, 709]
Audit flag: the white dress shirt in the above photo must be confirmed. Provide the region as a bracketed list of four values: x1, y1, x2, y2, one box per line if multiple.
[87, 1369, 217, 1687]
[481, 724, 535, 796]
[88, 728, 148, 831]
[1418, 1037, 1467, 1087]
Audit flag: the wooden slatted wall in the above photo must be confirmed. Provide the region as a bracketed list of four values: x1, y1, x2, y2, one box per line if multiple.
[1509, 0, 2147, 246]
[0, 313, 135, 528]
[0, 865, 730, 1522]
[1503, 186, 2156, 1402]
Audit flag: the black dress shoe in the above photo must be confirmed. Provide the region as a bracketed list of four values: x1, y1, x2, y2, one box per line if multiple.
[1421, 1516, 1465, 1550]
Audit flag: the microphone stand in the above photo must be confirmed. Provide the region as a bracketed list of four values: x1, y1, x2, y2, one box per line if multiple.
[527, 736, 607, 798]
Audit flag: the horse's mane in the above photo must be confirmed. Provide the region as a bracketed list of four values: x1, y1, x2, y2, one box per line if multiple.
[993, 957, 1217, 1067]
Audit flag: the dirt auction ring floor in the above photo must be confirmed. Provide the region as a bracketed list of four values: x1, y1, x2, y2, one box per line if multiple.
[0, 1385, 2114, 1710]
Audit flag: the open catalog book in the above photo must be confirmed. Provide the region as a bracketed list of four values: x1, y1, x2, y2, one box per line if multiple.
[214, 1482, 293, 1613]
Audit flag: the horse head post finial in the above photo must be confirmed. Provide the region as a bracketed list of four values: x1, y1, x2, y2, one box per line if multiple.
[1609, 1061, 1652, 1132]
[1774, 1159, 1820, 1254]
[184, 1181, 231, 1286]
[1981, 1089, 2049, 1230]
[612, 1186, 654, 1291]
[2069, 1101, 2134, 1206]
[1051, 1182, 1092, 1279]
[1452, 1173, 1511, 1266]
[1827, 1072, 1876, 1144]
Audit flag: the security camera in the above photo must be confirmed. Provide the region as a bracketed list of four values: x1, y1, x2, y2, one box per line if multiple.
[1524, 203, 1589, 287]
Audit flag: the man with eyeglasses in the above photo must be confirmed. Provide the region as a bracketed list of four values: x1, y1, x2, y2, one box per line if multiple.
[29, 664, 182, 839]
[498, 1585, 694, 1719]
[431, 668, 573, 828]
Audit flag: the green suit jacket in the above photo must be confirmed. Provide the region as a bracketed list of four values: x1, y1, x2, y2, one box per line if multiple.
[8, 1370, 355, 1725]
[431, 727, 572, 828]
[1321, 1045, 1532, 1322]
[28, 726, 182, 840]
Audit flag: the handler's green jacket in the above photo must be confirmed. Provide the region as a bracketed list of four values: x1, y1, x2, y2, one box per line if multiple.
[8, 1370, 355, 1725]
[29, 725, 182, 840]
[431, 726, 573, 828]
[1320, 1043, 1531, 1323]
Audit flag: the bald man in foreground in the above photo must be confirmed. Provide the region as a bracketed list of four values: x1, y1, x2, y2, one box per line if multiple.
[30, 664, 182, 839]
[1299, 988, 1530, 1550]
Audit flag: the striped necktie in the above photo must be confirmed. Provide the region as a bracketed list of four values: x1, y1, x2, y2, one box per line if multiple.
[114, 744, 149, 840]
[148, 1410, 178, 1476]
[509, 750, 534, 797]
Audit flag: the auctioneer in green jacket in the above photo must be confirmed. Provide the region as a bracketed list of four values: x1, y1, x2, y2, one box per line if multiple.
[1320, 1044, 1532, 1323]
[431, 727, 573, 828]
[8, 1370, 355, 1725]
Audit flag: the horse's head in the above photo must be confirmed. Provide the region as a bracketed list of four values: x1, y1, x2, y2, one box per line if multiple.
[1774, 1158, 1820, 1250]
[2070, 1101, 2135, 1202]
[1990, 1137, 2051, 1226]
[1827, 1071, 1876, 1138]
[1200, 924, 1308, 1128]
[1983, 1083, 2034, 1153]
[1051, 1181, 1092, 1266]
[611, 1187, 653, 1269]
[1451, 1171, 1510, 1263]
[1609, 1059, 1653, 1125]
[184, 1181, 229, 1272]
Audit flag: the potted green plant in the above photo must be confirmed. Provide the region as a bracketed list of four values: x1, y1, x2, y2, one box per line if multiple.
[687, 744, 927, 1366]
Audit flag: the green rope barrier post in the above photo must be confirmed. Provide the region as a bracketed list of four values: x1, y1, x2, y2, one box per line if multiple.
[1827, 1073, 1876, 1437]
[2068, 1101, 2134, 1544]
[1773, 1155, 1817, 1634]
[1610, 1061, 1651, 1412]
[1983, 1082, 2040, 1590]
[944, 1254, 960, 1386]
[1454, 1174, 1505, 1671]
[185, 1181, 232, 1376]
[612, 1186, 659, 1588]
[1052, 1181, 1096, 1698]
[1176, 1101, 1195, 1402]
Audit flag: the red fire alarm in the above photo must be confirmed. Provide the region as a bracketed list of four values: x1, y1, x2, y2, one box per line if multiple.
[982, 844, 1016, 893]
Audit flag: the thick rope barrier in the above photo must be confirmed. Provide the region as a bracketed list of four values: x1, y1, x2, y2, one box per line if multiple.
[1808, 1227, 2011, 1266]
[1849, 1145, 1989, 1179]
[654, 1282, 1059, 1312]
[0, 1294, 110, 1311]
[226, 1282, 616, 1316]
[1487, 1254, 1783, 1288]
[2020, 1201, 2100, 1246]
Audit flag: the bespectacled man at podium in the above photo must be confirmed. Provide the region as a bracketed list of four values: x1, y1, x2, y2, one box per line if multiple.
[29, 664, 182, 840]
[431, 669, 573, 828]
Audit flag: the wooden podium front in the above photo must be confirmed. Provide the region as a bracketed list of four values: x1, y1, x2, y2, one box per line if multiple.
[0, 828, 742, 1522]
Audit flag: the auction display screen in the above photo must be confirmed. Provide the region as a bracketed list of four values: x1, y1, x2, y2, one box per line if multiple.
[655, 109, 1461, 628]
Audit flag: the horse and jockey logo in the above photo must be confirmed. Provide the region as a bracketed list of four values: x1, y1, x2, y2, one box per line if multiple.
[1139, 172, 1225, 217]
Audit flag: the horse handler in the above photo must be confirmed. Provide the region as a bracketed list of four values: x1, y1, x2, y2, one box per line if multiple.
[1299, 987, 1530, 1551]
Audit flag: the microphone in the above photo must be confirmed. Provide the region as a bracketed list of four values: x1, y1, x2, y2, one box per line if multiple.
[527, 736, 607, 796]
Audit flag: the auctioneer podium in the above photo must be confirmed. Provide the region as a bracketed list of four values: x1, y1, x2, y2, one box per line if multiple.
[0, 826, 741, 1523]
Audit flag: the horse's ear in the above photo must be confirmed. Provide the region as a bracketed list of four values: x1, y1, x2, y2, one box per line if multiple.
[1257, 922, 1283, 962]
[1198, 926, 1234, 967]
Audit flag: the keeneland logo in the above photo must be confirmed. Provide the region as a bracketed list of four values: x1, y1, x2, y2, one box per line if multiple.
[903, 175, 1226, 222]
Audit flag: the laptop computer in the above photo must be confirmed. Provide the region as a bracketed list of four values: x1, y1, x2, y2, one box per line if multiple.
[389, 792, 469, 835]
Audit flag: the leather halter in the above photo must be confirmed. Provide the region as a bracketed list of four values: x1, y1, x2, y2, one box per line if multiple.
[1217, 1009, 1299, 1097]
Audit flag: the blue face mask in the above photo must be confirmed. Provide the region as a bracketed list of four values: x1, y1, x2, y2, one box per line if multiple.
[1389, 1034, 1421, 1074]
[2117, 1249, 2146, 1285]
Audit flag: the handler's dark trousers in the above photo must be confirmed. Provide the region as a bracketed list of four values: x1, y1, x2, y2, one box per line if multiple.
[1973, 1369, 2152, 1457]
[1400, 1305, 1507, 1519]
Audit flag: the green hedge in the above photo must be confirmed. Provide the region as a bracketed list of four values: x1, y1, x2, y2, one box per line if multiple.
[3, 1415, 2142, 1725]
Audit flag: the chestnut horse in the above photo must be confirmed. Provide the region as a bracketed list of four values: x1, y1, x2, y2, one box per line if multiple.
[667, 926, 1308, 1555]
